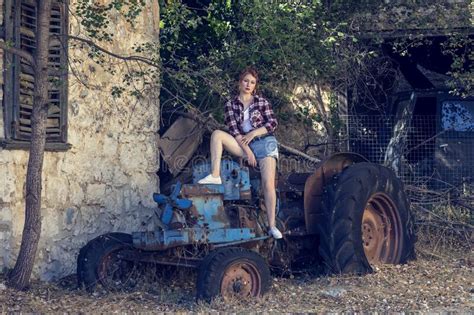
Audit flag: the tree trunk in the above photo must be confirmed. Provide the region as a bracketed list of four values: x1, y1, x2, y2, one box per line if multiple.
[7, 0, 52, 290]
[384, 92, 416, 174]
[315, 85, 337, 153]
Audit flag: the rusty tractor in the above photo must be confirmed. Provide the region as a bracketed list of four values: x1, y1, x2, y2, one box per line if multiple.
[77, 153, 416, 301]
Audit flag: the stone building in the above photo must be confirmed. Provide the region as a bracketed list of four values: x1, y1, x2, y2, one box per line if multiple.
[0, 0, 160, 280]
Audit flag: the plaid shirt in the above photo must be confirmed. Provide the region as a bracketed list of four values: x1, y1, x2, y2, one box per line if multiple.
[224, 95, 278, 137]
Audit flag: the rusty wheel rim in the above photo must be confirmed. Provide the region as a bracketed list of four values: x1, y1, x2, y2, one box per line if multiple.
[220, 260, 261, 299]
[98, 250, 137, 290]
[362, 193, 403, 265]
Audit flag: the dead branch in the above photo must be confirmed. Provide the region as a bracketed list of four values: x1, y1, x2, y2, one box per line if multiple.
[416, 221, 472, 235]
[413, 204, 474, 232]
[412, 204, 446, 221]
[172, 110, 321, 164]
[415, 247, 445, 260]
[407, 185, 473, 205]
[453, 199, 474, 212]
[279, 144, 321, 163]
[64, 35, 159, 68]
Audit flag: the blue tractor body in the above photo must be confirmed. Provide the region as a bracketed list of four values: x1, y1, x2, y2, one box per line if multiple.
[132, 160, 268, 251]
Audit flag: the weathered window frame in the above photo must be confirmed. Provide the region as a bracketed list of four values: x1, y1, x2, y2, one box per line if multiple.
[1, 0, 70, 151]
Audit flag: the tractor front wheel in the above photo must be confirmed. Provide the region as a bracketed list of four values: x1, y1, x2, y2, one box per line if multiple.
[77, 233, 140, 292]
[196, 247, 271, 301]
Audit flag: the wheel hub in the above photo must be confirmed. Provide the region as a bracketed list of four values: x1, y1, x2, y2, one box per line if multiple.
[362, 193, 402, 265]
[221, 262, 260, 299]
[98, 251, 137, 290]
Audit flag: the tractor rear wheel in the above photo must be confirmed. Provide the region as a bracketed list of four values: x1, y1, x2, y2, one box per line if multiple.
[77, 233, 140, 292]
[318, 162, 416, 274]
[196, 247, 271, 301]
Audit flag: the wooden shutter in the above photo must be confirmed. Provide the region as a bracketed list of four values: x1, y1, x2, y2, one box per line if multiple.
[6, 0, 68, 142]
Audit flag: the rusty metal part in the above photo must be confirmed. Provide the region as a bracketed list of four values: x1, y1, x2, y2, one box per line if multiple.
[212, 236, 269, 248]
[362, 192, 403, 265]
[240, 188, 252, 200]
[118, 250, 200, 268]
[278, 173, 311, 193]
[181, 184, 224, 197]
[132, 228, 256, 251]
[181, 186, 231, 229]
[220, 260, 262, 299]
[159, 116, 204, 176]
[238, 206, 258, 230]
[226, 204, 266, 236]
[304, 153, 368, 234]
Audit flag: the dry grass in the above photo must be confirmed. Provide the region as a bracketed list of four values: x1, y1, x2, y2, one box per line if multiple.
[0, 238, 472, 313]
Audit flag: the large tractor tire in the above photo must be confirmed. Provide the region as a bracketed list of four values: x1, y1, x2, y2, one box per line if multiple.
[318, 162, 416, 274]
[77, 233, 139, 292]
[196, 247, 271, 302]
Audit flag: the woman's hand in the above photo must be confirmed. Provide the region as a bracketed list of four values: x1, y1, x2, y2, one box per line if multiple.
[240, 131, 256, 146]
[235, 134, 256, 166]
[245, 150, 257, 167]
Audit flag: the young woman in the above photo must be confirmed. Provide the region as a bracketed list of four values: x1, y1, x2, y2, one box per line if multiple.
[198, 67, 282, 239]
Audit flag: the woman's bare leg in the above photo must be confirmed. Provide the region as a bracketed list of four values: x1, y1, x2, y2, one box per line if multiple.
[259, 157, 277, 228]
[209, 130, 245, 176]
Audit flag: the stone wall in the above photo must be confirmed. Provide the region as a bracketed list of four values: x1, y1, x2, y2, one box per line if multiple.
[0, 1, 160, 280]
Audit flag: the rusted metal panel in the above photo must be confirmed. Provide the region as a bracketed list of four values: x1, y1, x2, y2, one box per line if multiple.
[181, 184, 225, 197]
[187, 195, 229, 229]
[159, 116, 204, 175]
[132, 228, 256, 251]
[120, 249, 200, 268]
[304, 153, 368, 234]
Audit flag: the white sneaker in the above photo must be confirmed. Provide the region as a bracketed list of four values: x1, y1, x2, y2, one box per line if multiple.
[268, 226, 283, 239]
[197, 174, 222, 185]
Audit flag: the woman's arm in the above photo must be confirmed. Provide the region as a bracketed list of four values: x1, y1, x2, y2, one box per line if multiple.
[235, 134, 257, 166]
[241, 98, 278, 145]
[224, 100, 257, 166]
[224, 100, 242, 137]
[240, 127, 267, 146]
[261, 98, 278, 133]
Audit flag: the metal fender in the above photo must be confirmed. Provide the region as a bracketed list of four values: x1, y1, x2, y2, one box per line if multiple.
[304, 152, 369, 234]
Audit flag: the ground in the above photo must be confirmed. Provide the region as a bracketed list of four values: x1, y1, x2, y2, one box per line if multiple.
[0, 239, 472, 313]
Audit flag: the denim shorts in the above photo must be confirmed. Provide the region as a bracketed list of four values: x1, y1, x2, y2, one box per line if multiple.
[249, 135, 279, 161]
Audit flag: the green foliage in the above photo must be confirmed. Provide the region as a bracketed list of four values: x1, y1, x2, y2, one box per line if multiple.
[76, 0, 146, 41]
[328, 92, 343, 135]
[75, 0, 473, 131]
[441, 35, 473, 98]
[158, 0, 360, 119]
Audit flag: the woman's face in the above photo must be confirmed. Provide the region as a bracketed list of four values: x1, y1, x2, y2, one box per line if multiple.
[239, 73, 257, 95]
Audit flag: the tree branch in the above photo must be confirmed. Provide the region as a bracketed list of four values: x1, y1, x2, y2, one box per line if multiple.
[0, 40, 36, 69]
[173, 110, 321, 164]
[65, 35, 159, 68]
